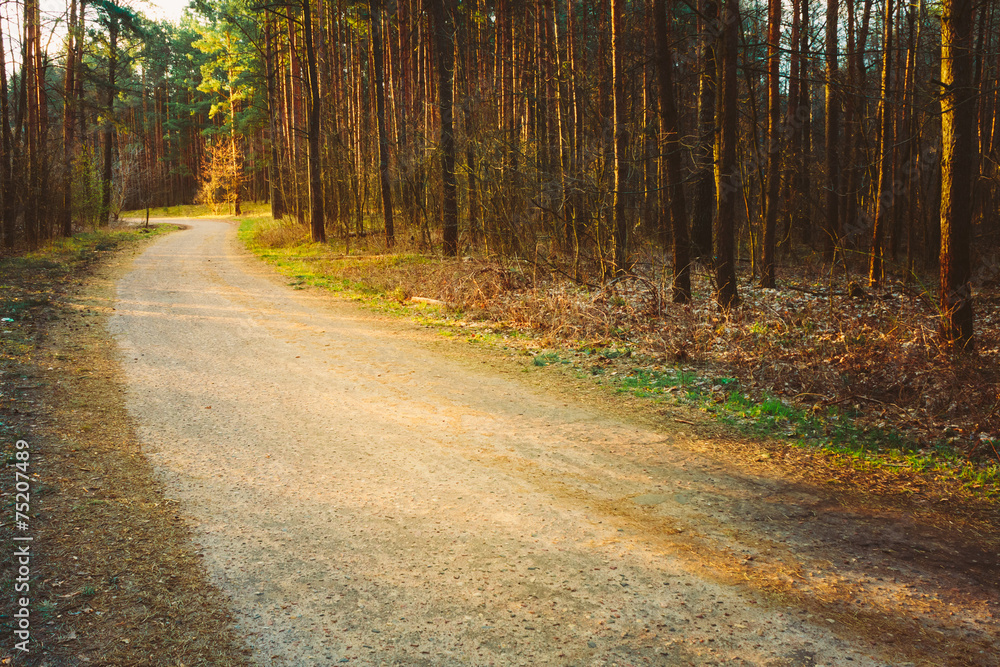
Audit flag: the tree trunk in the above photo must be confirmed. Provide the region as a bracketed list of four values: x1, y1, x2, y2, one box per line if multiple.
[761, 0, 781, 287]
[823, 0, 840, 260]
[61, 0, 78, 238]
[101, 18, 118, 226]
[611, 0, 628, 274]
[939, 0, 976, 349]
[714, 0, 740, 310]
[370, 0, 395, 246]
[303, 0, 326, 242]
[264, 15, 286, 219]
[0, 12, 13, 248]
[868, 0, 894, 285]
[781, 0, 801, 253]
[653, 0, 689, 301]
[431, 0, 458, 255]
[25, 0, 40, 244]
[690, 0, 717, 261]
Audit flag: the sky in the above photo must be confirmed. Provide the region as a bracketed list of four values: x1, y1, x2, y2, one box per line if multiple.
[142, 0, 194, 23]
[29, 0, 194, 26]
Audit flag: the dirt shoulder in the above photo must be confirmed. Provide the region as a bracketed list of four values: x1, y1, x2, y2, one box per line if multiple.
[1, 229, 250, 666]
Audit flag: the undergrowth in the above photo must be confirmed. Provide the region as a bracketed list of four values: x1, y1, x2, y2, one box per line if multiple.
[230, 214, 1000, 496]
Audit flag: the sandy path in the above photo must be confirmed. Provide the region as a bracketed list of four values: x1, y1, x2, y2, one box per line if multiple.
[107, 220, 996, 666]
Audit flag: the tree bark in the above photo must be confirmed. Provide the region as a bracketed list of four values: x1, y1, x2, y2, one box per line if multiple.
[62, 0, 78, 237]
[303, 0, 326, 242]
[690, 0, 717, 260]
[0, 11, 14, 248]
[823, 0, 840, 260]
[370, 0, 395, 246]
[611, 0, 628, 274]
[760, 0, 781, 287]
[868, 0, 894, 285]
[714, 0, 740, 310]
[939, 0, 976, 349]
[431, 0, 458, 255]
[653, 0, 689, 301]
[101, 16, 118, 226]
[264, 15, 286, 219]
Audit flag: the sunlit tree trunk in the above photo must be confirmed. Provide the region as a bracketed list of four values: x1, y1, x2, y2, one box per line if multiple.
[101, 17, 119, 226]
[611, 0, 628, 274]
[939, 0, 975, 349]
[823, 0, 840, 260]
[62, 0, 79, 237]
[869, 0, 894, 285]
[781, 0, 801, 252]
[264, 15, 286, 219]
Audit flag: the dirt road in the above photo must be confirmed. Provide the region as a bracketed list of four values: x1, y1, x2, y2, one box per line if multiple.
[107, 220, 997, 666]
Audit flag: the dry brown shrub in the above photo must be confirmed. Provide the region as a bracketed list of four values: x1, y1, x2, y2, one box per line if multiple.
[256, 219, 311, 248]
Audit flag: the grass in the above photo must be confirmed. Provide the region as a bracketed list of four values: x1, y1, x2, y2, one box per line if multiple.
[238, 216, 448, 316]
[611, 363, 1000, 495]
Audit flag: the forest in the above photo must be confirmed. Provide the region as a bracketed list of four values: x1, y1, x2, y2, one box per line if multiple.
[0, 0, 996, 351]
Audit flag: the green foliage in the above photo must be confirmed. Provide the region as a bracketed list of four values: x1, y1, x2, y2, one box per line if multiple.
[72, 146, 108, 230]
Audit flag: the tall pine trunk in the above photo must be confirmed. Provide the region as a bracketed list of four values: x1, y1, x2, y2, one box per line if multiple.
[61, 0, 78, 237]
[715, 0, 740, 309]
[869, 0, 894, 285]
[101, 19, 118, 226]
[303, 0, 326, 242]
[939, 0, 976, 348]
[823, 0, 840, 260]
[264, 15, 286, 220]
[611, 0, 628, 274]
[370, 0, 395, 246]
[0, 13, 13, 248]
[760, 0, 781, 287]
[431, 0, 458, 255]
[690, 0, 717, 260]
[653, 0, 689, 301]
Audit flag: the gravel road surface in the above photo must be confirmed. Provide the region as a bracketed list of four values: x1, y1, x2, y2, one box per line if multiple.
[108, 220, 996, 666]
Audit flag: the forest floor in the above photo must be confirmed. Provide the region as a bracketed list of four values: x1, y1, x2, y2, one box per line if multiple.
[1, 211, 998, 666]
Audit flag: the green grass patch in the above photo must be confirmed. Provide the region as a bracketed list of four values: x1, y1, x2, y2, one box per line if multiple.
[238, 217, 445, 318]
[614, 365, 1000, 494]
[533, 352, 569, 367]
